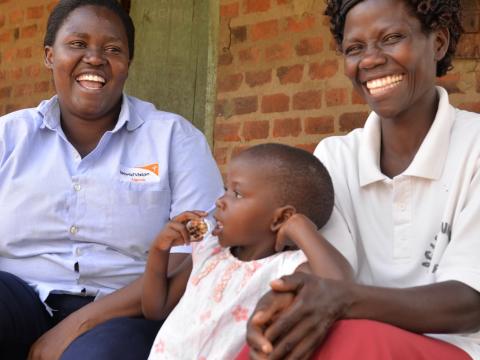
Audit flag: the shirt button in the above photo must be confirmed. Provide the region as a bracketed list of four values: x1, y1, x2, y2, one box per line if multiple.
[70, 225, 78, 235]
[73, 183, 81, 192]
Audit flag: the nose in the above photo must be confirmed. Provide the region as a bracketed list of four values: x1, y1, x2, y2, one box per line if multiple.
[358, 45, 387, 70]
[215, 195, 225, 210]
[83, 47, 106, 66]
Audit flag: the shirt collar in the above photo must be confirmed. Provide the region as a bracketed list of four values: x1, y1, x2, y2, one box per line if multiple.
[359, 86, 455, 187]
[38, 93, 144, 132]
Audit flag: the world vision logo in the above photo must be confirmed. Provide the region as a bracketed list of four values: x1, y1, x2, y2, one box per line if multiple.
[120, 163, 160, 183]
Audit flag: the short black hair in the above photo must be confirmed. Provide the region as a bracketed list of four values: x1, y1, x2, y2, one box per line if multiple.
[236, 143, 334, 229]
[325, 0, 463, 77]
[44, 0, 135, 60]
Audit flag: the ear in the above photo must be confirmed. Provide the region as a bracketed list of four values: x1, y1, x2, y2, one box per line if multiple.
[44, 46, 54, 69]
[270, 205, 296, 232]
[433, 27, 450, 62]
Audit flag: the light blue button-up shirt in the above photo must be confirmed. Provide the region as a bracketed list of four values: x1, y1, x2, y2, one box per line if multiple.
[0, 94, 223, 303]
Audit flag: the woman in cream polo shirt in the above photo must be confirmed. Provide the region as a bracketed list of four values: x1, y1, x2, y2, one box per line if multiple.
[242, 0, 480, 359]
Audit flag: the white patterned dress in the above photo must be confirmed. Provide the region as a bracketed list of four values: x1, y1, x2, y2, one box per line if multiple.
[148, 235, 306, 360]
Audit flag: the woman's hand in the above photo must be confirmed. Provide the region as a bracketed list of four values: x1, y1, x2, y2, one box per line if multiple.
[28, 311, 89, 360]
[246, 272, 351, 360]
[152, 211, 207, 251]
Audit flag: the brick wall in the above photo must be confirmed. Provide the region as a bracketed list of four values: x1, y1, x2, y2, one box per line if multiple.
[214, 0, 480, 173]
[0, 0, 58, 115]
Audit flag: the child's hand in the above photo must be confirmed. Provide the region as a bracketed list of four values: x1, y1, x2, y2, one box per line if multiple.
[152, 211, 207, 251]
[274, 213, 317, 252]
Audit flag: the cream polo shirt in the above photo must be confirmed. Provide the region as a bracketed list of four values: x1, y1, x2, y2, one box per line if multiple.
[315, 87, 480, 358]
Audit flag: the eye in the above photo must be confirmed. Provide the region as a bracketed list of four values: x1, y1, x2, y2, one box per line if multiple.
[343, 43, 363, 56]
[234, 191, 243, 199]
[383, 33, 403, 45]
[105, 46, 122, 54]
[69, 40, 86, 48]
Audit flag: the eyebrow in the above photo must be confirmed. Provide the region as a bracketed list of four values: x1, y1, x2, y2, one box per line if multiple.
[67, 32, 123, 43]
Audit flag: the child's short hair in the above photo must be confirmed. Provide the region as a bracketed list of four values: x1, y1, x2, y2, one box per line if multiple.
[236, 143, 334, 229]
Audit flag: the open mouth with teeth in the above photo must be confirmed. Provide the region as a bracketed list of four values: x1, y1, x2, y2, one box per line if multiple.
[365, 74, 404, 96]
[212, 219, 224, 236]
[76, 74, 106, 90]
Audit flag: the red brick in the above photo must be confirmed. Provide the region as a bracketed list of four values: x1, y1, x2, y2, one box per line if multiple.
[14, 83, 33, 97]
[233, 95, 258, 115]
[245, 0, 270, 13]
[277, 0, 288, 4]
[305, 116, 334, 134]
[250, 20, 278, 41]
[325, 88, 348, 107]
[9, 66, 22, 80]
[215, 122, 241, 142]
[4, 48, 15, 62]
[0, 30, 11, 43]
[0, 70, 5, 81]
[215, 99, 229, 117]
[25, 64, 41, 78]
[21, 24, 37, 38]
[296, 143, 317, 153]
[34, 81, 50, 93]
[273, 118, 301, 137]
[220, 2, 239, 18]
[293, 90, 322, 110]
[214, 147, 229, 165]
[232, 26, 247, 44]
[47, 1, 59, 12]
[261, 93, 290, 113]
[0, 14, 5, 28]
[17, 47, 32, 59]
[238, 47, 261, 63]
[295, 36, 323, 56]
[458, 102, 480, 113]
[477, 72, 480, 93]
[0, 86, 12, 99]
[6, 103, 21, 113]
[339, 112, 368, 132]
[285, 15, 315, 33]
[276, 64, 304, 84]
[243, 120, 270, 141]
[309, 59, 339, 80]
[352, 89, 367, 105]
[218, 50, 233, 66]
[245, 69, 272, 87]
[27, 6, 44, 19]
[217, 73, 243, 92]
[9, 9, 24, 25]
[232, 145, 250, 158]
[265, 42, 292, 62]
[436, 73, 462, 94]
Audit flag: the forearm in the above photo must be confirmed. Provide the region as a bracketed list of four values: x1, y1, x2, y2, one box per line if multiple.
[142, 248, 170, 320]
[289, 215, 353, 280]
[346, 280, 480, 333]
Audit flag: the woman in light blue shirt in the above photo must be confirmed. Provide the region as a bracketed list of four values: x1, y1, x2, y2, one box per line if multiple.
[0, 0, 223, 359]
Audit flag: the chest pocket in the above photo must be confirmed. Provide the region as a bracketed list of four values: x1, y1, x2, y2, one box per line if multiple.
[109, 181, 172, 256]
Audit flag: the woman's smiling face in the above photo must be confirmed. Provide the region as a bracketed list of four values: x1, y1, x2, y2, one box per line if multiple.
[341, 0, 448, 120]
[44, 5, 130, 121]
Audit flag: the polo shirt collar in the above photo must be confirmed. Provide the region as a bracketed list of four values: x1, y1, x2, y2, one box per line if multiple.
[38, 93, 144, 132]
[359, 86, 455, 187]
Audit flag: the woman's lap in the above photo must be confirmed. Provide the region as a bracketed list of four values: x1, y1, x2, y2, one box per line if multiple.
[0, 271, 52, 359]
[60, 317, 163, 360]
[236, 319, 471, 360]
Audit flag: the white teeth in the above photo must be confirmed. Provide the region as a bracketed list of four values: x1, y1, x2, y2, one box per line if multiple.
[366, 74, 404, 91]
[76, 74, 106, 83]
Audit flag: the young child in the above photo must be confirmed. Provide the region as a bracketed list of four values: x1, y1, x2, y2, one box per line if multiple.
[142, 143, 352, 359]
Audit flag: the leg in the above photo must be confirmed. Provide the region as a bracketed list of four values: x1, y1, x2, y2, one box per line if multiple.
[235, 320, 472, 360]
[60, 317, 163, 360]
[312, 320, 472, 360]
[0, 271, 52, 360]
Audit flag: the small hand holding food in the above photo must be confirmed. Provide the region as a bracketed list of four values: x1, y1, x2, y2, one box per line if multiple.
[153, 211, 209, 251]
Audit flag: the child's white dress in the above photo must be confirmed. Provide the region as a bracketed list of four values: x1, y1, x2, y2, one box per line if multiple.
[148, 235, 306, 360]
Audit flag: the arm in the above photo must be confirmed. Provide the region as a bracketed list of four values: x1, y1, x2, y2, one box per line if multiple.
[27, 252, 188, 360]
[142, 211, 206, 320]
[275, 213, 353, 280]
